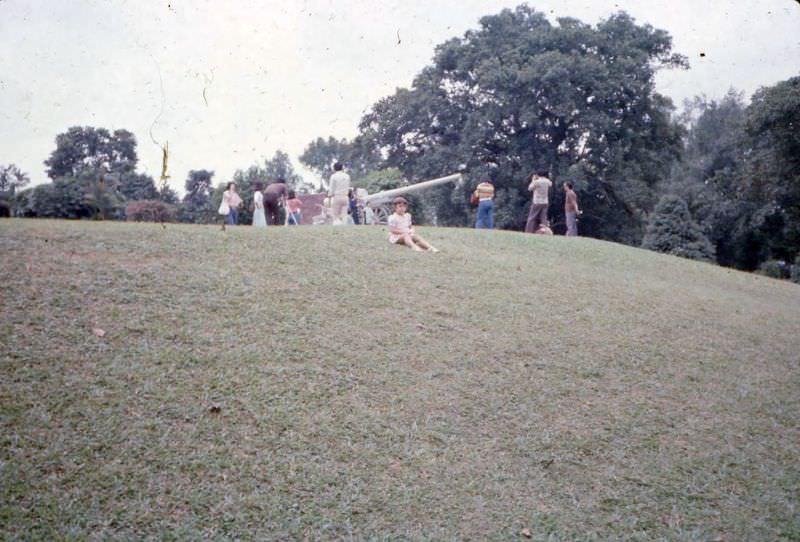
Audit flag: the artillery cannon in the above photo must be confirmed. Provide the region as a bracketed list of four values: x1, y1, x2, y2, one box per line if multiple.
[310, 172, 463, 226]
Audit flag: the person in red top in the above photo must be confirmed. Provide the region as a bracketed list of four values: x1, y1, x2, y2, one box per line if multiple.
[285, 190, 303, 225]
[563, 181, 581, 237]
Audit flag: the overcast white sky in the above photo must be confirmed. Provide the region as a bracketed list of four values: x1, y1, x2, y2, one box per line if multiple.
[1, 0, 798, 193]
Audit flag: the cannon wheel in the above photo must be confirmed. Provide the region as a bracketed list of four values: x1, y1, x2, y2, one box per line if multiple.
[371, 205, 390, 225]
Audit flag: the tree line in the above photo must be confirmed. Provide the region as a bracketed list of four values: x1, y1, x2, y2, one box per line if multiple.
[2, 5, 798, 278]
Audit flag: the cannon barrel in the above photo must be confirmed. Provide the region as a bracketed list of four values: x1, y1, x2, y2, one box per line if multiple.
[364, 173, 462, 204]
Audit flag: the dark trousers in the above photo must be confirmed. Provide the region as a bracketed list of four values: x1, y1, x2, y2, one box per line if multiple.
[227, 208, 238, 225]
[525, 203, 549, 233]
[264, 198, 281, 225]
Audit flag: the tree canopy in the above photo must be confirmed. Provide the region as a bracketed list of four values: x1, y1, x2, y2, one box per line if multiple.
[44, 126, 137, 179]
[0, 164, 30, 196]
[300, 136, 381, 189]
[180, 169, 215, 223]
[356, 6, 687, 239]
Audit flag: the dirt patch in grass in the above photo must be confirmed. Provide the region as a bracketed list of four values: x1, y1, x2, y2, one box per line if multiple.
[2, 219, 799, 540]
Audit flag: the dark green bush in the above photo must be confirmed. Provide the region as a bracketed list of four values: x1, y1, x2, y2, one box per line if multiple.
[642, 195, 716, 262]
[757, 260, 790, 279]
[791, 255, 800, 284]
[126, 199, 177, 222]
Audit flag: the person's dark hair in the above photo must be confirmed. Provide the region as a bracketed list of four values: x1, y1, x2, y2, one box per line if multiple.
[227, 182, 235, 190]
[565, 181, 573, 189]
[277, 178, 286, 184]
[333, 162, 343, 171]
[481, 177, 492, 184]
[254, 182, 264, 191]
[529, 169, 548, 181]
[288, 189, 296, 199]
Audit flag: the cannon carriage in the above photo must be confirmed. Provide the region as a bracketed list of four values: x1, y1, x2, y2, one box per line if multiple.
[361, 173, 462, 225]
[308, 172, 462, 225]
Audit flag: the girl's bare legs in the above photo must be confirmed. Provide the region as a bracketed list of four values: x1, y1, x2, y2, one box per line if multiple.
[399, 234, 425, 251]
[412, 234, 439, 252]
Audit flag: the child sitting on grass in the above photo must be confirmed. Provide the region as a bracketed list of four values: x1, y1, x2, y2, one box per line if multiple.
[387, 196, 439, 252]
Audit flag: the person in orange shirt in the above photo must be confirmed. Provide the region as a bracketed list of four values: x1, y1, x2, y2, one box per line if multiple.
[473, 178, 496, 229]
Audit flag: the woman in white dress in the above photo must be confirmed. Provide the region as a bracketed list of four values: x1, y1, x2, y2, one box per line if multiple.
[252, 183, 267, 227]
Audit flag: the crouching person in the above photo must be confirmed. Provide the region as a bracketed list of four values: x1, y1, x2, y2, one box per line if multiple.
[387, 197, 439, 252]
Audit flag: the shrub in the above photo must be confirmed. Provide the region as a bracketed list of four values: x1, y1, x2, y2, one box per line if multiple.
[756, 260, 790, 279]
[0, 199, 10, 217]
[126, 199, 177, 222]
[791, 255, 800, 284]
[642, 195, 716, 262]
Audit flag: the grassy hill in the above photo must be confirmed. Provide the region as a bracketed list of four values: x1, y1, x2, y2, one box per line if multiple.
[1, 219, 799, 541]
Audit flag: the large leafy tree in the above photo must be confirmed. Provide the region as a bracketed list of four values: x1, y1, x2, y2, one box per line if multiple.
[262, 150, 304, 188]
[180, 169, 215, 223]
[28, 126, 140, 219]
[357, 7, 686, 241]
[15, 172, 125, 220]
[666, 91, 748, 266]
[737, 76, 800, 265]
[118, 173, 159, 201]
[44, 126, 137, 179]
[0, 164, 30, 196]
[158, 185, 180, 205]
[300, 137, 351, 187]
[1, 164, 30, 216]
[672, 79, 800, 270]
[300, 136, 381, 189]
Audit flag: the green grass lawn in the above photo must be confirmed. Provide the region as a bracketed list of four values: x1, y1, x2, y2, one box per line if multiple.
[1, 219, 799, 541]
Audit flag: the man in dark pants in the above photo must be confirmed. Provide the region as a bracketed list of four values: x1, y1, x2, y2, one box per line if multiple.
[524, 170, 552, 233]
[263, 180, 288, 225]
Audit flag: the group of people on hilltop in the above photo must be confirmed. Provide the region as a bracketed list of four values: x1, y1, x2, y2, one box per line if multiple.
[219, 180, 303, 228]
[472, 170, 582, 237]
[217, 164, 580, 254]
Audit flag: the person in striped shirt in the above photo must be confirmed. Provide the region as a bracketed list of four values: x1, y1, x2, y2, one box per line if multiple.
[473, 178, 495, 229]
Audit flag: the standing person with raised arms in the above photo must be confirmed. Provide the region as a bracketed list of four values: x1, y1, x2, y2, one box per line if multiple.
[524, 170, 552, 234]
[328, 162, 351, 225]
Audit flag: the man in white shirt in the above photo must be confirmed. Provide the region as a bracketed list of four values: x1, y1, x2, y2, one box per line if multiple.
[328, 162, 351, 225]
[525, 170, 552, 233]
